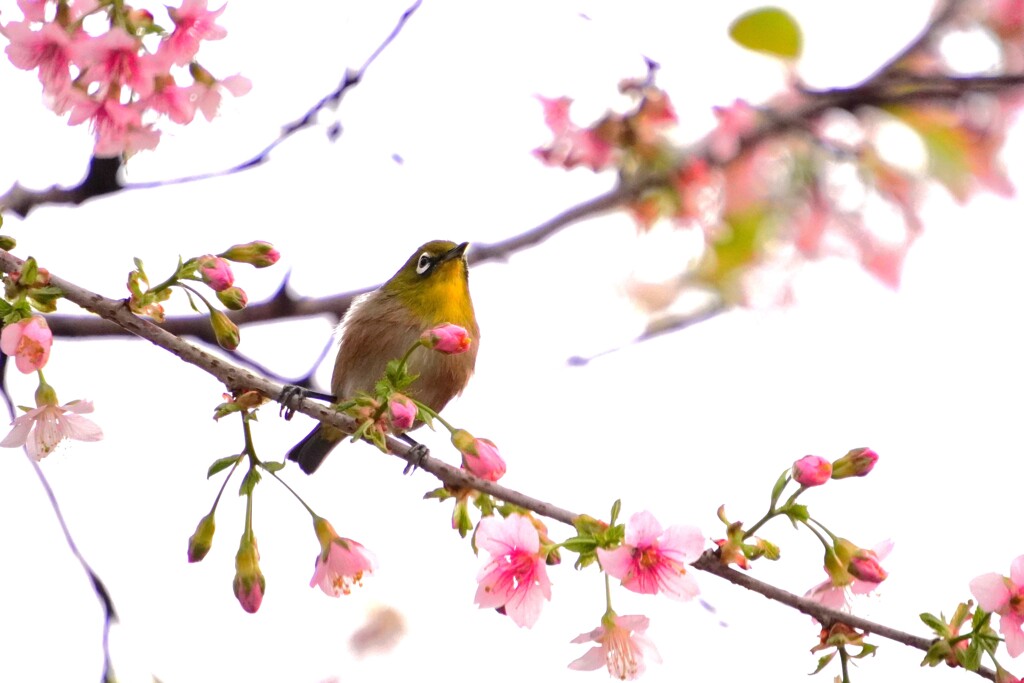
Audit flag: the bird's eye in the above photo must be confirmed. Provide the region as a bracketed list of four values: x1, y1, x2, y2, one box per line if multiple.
[416, 253, 433, 275]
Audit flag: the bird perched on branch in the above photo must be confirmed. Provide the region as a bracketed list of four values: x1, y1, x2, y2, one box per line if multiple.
[286, 240, 479, 474]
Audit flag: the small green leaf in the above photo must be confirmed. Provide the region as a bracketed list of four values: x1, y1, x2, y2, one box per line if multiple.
[921, 640, 950, 667]
[811, 652, 835, 675]
[769, 469, 790, 507]
[919, 612, 948, 636]
[610, 499, 622, 525]
[239, 467, 261, 496]
[783, 503, 809, 526]
[729, 7, 803, 59]
[562, 536, 598, 554]
[261, 461, 285, 473]
[959, 638, 982, 671]
[208, 454, 241, 478]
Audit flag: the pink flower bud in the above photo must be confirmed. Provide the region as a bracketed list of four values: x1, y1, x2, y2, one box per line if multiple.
[233, 535, 265, 614]
[792, 455, 831, 487]
[848, 552, 888, 583]
[421, 323, 471, 354]
[197, 255, 234, 291]
[1, 316, 53, 373]
[219, 241, 280, 268]
[387, 394, 417, 432]
[831, 447, 878, 479]
[459, 436, 506, 482]
[216, 286, 248, 310]
[187, 512, 216, 563]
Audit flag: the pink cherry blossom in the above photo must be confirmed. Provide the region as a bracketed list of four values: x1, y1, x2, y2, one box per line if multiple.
[0, 399, 103, 460]
[2, 20, 76, 96]
[1, 316, 53, 373]
[387, 394, 417, 432]
[569, 613, 661, 680]
[806, 540, 893, 611]
[71, 27, 158, 97]
[475, 514, 551, 628]
[460, 437, 506, 482]
[421, 323, 471, 354]
[970, 555, 1024, 657]
[311, 535, 376, 597]
[165, 0, 227, 66]
[792, 455, 831, 487]
[190, 73, 251, 122]
[597, 511, 703, 600]
[534, 96, 616, 172]
[145, 75, 198, 124]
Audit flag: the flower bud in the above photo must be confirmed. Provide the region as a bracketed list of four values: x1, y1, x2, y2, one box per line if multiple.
[187, 512, 216, 563]
[848, 551, 888, 583]
[209, 309, 240, 350]
[458, 435, 506, 482]
[792, 455, 831, 487]
[387, 394, 417, 432]
[421, 323, 471, 354]
[219, 241, 281, 268]
[831, 447, 878, 479]
[233, 535, 265, 613]
[197, 255, 234, 291]
[0, 235, 16, 251]
[1, 316, 53, 373]
[216, 286, 248, 310]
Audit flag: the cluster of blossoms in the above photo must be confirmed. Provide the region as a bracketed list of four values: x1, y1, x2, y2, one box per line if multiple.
[1, 0, 249, 157]
[0, 260, 103, 460]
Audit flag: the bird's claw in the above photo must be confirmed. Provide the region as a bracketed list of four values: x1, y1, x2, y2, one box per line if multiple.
[278, 385, 307, 420]
[402, 443, 430, 475]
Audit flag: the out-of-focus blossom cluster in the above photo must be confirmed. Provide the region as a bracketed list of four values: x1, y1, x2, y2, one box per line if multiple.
[1, 0, 249, 157]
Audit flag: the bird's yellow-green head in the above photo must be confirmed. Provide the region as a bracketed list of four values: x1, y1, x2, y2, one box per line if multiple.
[383, 240, 476, 326]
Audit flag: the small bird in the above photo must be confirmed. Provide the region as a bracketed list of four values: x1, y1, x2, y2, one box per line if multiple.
[287, 240, 479, 474]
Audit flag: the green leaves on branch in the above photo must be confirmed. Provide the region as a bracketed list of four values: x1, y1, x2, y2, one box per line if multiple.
[728, 7, 803, 59]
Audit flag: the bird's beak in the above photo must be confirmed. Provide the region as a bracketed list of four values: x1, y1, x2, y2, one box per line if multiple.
[439, 242, 469, 264]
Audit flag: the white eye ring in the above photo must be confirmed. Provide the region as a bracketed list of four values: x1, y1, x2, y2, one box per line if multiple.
[416, 253, 432, 275]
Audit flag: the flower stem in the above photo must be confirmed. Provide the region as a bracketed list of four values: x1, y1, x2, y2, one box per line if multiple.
[267, 469, 317, 518]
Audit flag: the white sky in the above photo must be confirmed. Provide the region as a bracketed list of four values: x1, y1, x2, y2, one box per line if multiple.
[1, 1, 1023, 682]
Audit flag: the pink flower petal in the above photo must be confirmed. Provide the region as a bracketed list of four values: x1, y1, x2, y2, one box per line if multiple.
[971, 573, 1012, 612]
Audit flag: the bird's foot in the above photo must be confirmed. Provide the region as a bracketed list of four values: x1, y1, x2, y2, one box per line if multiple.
[278, 385, 335, 420]
[400, 435, 429, 474]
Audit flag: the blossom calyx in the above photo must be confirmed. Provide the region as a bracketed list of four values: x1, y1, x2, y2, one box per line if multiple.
[831, 447, 878, 479]
[216, 286, 248, 310]
[209, 309, 240, 350]
[188, 511, 216, 563]
[452, 429, 506, 481]
[219, 241, 280, 268]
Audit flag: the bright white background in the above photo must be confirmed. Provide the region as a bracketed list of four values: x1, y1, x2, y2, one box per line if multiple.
[1, 1, 1022, 682]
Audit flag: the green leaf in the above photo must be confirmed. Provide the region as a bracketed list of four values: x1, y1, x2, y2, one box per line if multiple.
[783, 503, 809, 526]
[562, 536, 598, 554]
[239, 467, 261, 496]
[261, 461, 285, 473]
[919, 612, 948, 636]
[770, 469, 790, 507]
[208, 454, 241, 478]
[810, 652, 835, 675]
[921, 640, 950, 667]
[610, 499, 622, 525]
[729, 7, 803, 59]
[959, 638, 982, 671]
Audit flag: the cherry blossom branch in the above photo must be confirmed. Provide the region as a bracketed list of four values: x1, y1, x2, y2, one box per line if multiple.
[0, 0, 424, 218]
[691, 552, 997, 681]
[0, 247, 1000, 681]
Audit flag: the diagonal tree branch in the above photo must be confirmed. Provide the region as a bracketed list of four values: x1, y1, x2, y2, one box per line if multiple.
[0, 247, 996, 681]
